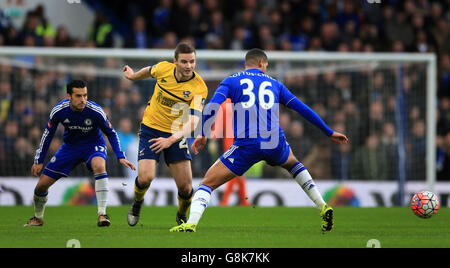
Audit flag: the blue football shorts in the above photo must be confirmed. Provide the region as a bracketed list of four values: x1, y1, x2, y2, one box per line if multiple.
[219, 136, 291, 176]
[138, 124, 191, 165]
[43, 142, 108, 180]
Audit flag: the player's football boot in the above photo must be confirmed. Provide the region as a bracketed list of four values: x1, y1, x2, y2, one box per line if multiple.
[127, 200, 143, 226]
[320, 204, 334, 233]
[176, 212, 187, 225]
[98, 214, 111, 227]
[169, 222, 197, 233]
[24, 216, 44, 227]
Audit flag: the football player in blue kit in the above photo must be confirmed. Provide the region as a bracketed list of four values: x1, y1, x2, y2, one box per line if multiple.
[25, 80, 136, 227]
[170, 49, 348, 233]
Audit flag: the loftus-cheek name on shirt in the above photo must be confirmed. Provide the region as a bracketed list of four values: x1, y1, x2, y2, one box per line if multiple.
[230, 71, 274, 80]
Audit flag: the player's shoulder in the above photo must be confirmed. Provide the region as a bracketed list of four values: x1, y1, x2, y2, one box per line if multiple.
[55, 99, 70, 105]
[86, 100, 103, 109]
[49, 99, 70, 118]
[154, 61, 174, 72]
[53, 99, 70, 108]
[248, 70, 284, 88]
[151, 61, 175, 78]
[220, 71, 242, 84]
[192, 71, 208, 90]
[85, 100, 107, 120]
[227, 70, 244, 79]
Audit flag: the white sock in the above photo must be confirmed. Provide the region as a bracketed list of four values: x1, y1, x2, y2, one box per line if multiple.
[187, 184, 212, 225]
[95, 174, 109, 215]
[33, 194, 48, 219]
[290, 162, 325, 210]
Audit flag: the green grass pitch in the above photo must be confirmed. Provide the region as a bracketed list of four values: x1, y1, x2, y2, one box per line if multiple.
[0, 206, 449, 248]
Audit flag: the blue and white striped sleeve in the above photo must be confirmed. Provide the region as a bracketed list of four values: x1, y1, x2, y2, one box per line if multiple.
[201, 84, 229, 137]
[280, 84, 334, 137]
[90, 104, 125, 159]
[34, 103, 66, 164]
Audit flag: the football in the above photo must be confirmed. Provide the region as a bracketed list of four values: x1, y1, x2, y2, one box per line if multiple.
[410, 191, 440, 218]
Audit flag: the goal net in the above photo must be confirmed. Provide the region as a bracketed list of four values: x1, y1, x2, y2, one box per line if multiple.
[0, 47, 436, 204]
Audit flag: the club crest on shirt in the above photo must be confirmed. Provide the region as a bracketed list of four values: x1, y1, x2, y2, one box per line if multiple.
[84, 118, 92, 126]
[183, 90, 191, 98]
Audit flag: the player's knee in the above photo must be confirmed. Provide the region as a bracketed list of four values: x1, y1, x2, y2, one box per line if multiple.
[138, 173, 154, 184]
[282, 156, 299, 170]
[35, 175, 56, 193]
[90, 158, 106, 174]
[177, 185, 192, 198]
[91, 164, 106, 174]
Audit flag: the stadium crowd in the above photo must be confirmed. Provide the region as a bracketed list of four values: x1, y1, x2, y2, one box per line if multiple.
[0, 0, 449, 181]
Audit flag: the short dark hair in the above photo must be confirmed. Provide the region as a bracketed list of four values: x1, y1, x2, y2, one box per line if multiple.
[245, 48, 268, 66]
[174, 42, 196, 60]
[66, 80, 86, 95]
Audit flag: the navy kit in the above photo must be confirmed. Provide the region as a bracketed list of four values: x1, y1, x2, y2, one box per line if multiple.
[138, 123, 191, 165]
[34, 99, 125, 180]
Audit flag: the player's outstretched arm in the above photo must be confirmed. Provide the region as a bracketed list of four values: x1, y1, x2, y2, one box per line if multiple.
[280, 84, 337, 137]
[281, 88, 350, 145]
[187, 84, 229, 155]
[95, 106, 135, 169]
[123, 65, 151, 81]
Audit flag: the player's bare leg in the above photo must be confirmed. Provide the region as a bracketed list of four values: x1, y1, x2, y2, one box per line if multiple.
[128, 159, 156, 226]
[91, 156, 111, 227]
[169, 160, 194, 224]
[170, 159, 235, 232]
[281, 150, 333, 233]
[24, 174, 56, 227]
[200, 159, 236, 190]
